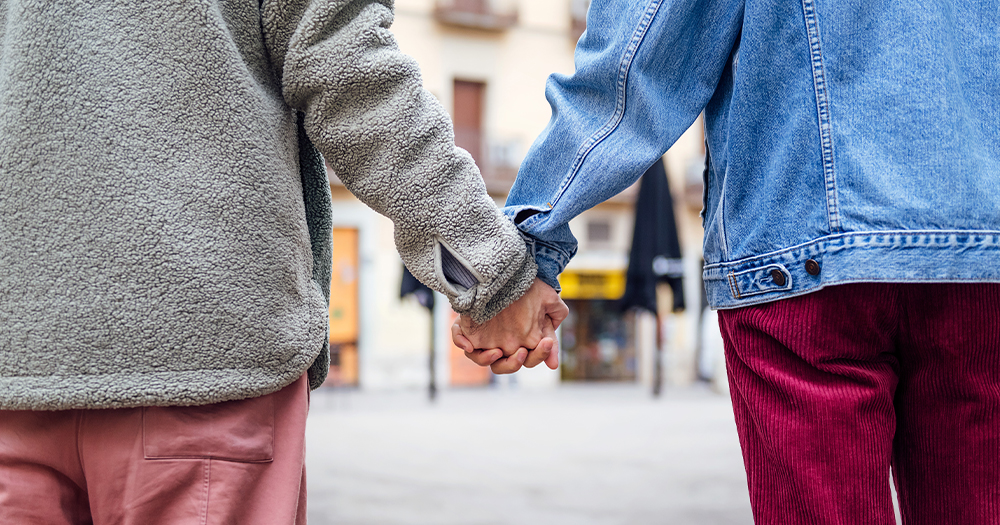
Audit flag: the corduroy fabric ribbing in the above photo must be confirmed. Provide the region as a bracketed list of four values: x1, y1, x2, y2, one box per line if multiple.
[719, 283, 1000, 525]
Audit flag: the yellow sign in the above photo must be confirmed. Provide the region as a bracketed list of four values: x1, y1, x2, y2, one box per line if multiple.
[558, 270, 626, 300]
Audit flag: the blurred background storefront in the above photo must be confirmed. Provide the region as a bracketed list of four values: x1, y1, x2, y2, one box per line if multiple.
[321, 0, 722, 392]
[558, 271, 634, 381]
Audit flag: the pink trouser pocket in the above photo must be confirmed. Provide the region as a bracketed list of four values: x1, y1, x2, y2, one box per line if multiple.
[143, 394, 275, 463]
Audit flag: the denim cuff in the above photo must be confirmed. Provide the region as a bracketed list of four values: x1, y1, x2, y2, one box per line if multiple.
[519, 233, 572, 293]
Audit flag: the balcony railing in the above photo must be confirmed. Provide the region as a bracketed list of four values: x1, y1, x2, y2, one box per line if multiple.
[433, 0, 518, 32]
[455, 128, 516, 194]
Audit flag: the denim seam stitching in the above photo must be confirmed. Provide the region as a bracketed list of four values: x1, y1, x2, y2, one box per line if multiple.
[547, 0, 664, 209]
[801, 0, 840, 233]
[531, 237, 573, 264]
[703, 229, 1000, 271]
[729, 265, 793, 297]
[731, 264, 783, 278]
[727, 272, 741, 299]
[710, 277, 1000, 311]
[718, 183, 730, 260]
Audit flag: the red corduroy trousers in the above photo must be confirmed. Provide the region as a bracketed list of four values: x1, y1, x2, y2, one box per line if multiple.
[719, 283, 1000, 524]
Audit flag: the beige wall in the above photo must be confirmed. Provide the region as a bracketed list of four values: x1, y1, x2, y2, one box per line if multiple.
[393, 0, 577, 181]
[338, 0, 582, 389]
[333, 0, 712, 390]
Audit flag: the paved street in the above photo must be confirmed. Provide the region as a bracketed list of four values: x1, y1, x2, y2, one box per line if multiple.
[305, 383, 754, 525]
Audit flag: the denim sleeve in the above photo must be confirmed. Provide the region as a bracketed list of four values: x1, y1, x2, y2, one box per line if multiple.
[504, 0, 744, 290]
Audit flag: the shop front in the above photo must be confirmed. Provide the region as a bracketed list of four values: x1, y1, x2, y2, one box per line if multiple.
[558, 270, 637, 381]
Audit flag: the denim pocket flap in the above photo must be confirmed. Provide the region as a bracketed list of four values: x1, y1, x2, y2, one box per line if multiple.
[143, 394, 275, 462]
[728, 264, 792, 298]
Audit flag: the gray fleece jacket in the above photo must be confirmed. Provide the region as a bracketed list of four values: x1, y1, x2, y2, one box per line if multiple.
[0, 0, 536, 410]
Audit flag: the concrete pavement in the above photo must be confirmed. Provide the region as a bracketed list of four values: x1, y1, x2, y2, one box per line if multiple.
[305, 383, 754, 525]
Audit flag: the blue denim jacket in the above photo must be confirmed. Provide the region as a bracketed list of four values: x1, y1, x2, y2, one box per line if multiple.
[504, 0, 1000, 308]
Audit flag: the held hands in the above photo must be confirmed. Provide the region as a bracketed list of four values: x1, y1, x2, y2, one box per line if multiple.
[452, 278, 569, 374]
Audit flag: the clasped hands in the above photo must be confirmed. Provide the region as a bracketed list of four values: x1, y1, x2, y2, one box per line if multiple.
[452, 278, 569, 374]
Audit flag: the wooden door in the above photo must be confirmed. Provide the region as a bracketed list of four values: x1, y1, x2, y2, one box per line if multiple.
[327, 228, 359, 386]
[453, 79, 485, 166]
[448, 310, 493, 386]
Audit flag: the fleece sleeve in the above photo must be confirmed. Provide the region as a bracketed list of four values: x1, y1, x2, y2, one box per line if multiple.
[261, 0, 536, 323]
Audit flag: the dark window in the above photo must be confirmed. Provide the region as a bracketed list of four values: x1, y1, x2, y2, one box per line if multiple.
[587, 219, 611, 244]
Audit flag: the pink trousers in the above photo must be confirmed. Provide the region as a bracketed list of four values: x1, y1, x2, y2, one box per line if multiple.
[0, 373, 310, 525]
[719, 283, 1000, 525]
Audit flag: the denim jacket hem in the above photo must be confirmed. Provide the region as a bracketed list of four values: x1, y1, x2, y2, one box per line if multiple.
[705, 230, 1000, 309]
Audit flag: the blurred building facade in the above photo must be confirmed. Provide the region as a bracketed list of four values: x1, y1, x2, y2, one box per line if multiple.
[323, 0, 716, 391]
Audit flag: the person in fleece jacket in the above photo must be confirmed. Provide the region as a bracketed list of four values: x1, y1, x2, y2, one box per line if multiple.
[0, 1, 556, 522]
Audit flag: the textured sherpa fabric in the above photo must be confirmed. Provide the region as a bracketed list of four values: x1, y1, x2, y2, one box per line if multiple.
[0, 0, 535, 410]
[297, 114, 334, 390]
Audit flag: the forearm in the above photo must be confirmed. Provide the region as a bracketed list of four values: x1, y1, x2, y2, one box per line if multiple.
[264, 0, 536, 323]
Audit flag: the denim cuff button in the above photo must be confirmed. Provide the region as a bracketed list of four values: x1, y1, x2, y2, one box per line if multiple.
[770, 269, 786, 286]
[805, 259, 821, 276]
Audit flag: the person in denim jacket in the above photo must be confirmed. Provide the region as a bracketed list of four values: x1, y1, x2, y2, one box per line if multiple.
[456, 0, 1000, 523]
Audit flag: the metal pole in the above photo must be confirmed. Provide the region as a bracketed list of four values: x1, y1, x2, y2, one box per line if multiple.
[653, 312, 663, 398]
[428, 309, 437, 402]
